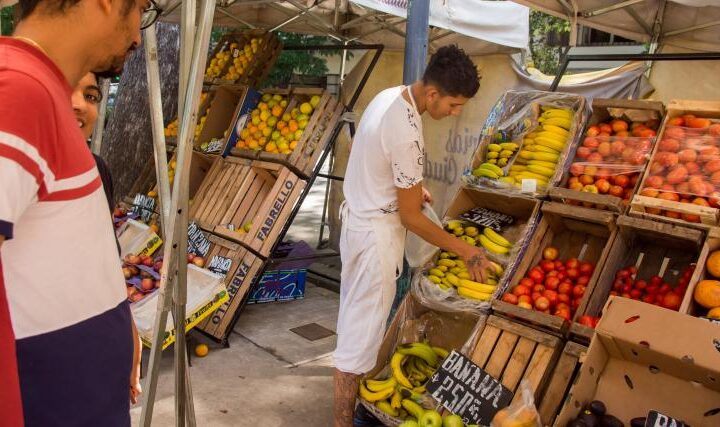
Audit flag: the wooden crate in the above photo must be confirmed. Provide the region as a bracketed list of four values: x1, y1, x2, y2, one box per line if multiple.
[469, 315, 562, 408]
[194, 85, 250, 154]
[163, 91, 214, 145]
[630, 99, 720, 229]
[572, 215, 705, 344]
[537, 341, 586, 427]
[197, 244, 264, 340]
[231, 88, 343, 178]
[550, 99, 665, 213]
[189, 157, 305, 257]
[681, 227, 720, 318]
[204, 30, 281, 87]
[494, 202, 618, 336]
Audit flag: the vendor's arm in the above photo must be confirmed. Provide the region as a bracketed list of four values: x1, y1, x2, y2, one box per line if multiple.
[397, 184, 492, 282]
[129, 319, 142, 404]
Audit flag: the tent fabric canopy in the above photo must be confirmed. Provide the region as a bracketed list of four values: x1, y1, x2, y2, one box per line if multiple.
[512, 0, 720, 53]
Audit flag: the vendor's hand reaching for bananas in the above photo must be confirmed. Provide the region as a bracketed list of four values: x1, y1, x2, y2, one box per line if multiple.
[461, 245, 494, 283]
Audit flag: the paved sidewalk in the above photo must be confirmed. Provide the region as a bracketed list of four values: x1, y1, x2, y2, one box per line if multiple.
[131, 283, 338, 426]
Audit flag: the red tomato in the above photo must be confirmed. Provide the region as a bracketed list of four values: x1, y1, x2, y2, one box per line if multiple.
[566, 268, 579, 280]
[661, 293, 682, 311]
[545, 276, 560, 290]
[528, 268, 545, 284]
[518, 295, 532, 305]
[566, 258, 580, 270]
[519, 277, 535, 289]
[579, 262, 594, 276]
[543, 290, 559, 307]
[540, 260, 556, 273]
[634, 279, 647, 291]
[512, 285, 531, 297]
[578, 315, 596, 328]
[557, 293, 571, 305]
[502, 294, 519, 305]
[533, 284, 546, 294]
[572, 285, 586, 299]
[576, 276, 590, 287]
[534, 297, 550, 311]
[558, 282, 573, 295]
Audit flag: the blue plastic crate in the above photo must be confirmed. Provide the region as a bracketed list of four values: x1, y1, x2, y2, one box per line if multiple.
[247, 269, 306, 304]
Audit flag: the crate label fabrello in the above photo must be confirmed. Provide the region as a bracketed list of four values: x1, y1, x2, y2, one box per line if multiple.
[187, 222, 211, 257]
[256, 179, 295, 242]
[209, 256, 255, 325]
[207, 255, 232, 277]
[426, 350, 513, 426]
[645, 410, 688, 427]
[130, 194, 156, 223]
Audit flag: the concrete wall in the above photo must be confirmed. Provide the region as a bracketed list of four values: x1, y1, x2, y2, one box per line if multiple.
[327, 51, 519, 249]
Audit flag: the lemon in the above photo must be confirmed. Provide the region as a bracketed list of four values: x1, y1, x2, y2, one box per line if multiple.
[261, 93, 272, 102]
[300, 102, 313, 115]
[298, 120, 308, 130]
[267, 116, 278, 127]
[259, 110, 270, 122]
[271, 131, 281, 141]
[194, 344, 209, 357]
[282, 113, 291, 122]
[310, 95, 321, 108]
[294, 130, 303, 140]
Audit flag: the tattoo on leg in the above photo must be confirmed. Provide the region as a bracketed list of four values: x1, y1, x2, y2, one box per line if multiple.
[334, 369, 361, 427]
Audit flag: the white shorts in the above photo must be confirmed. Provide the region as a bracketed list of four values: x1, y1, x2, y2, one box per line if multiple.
[333, 223, 397, 374]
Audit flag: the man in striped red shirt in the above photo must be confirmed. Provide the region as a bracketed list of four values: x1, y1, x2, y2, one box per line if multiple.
[0, 0, 153, 424]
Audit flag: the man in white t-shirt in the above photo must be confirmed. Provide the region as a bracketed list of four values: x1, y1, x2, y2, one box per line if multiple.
[333, 45, 488, 426]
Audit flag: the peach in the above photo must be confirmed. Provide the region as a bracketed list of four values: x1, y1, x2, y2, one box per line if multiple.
[678, 149, 697, 163]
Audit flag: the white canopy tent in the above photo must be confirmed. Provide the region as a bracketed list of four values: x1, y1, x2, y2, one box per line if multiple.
[511, 0, 720, 52]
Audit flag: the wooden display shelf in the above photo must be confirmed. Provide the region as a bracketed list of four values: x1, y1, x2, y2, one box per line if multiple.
[571, 215, 705, 344]
[189, 157, 305, 257]
[550, 99, 665, 213]
[204, 30, 281, 87]
[537, 341, 587, 427]
[230, 87, 343, 179]
[495, 202, 618, 336]
[682, 227, 720, 318]
[196, 244, 264, 340]
[630, 99, 720, 229]
[469, 315, 563, 408]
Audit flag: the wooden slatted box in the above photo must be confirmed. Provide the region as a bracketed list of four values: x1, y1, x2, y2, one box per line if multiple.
[204, 30, 281, 87]
[493, 202, 618, 336]
[469, 315, 563, 410]
[550, 99, 664, 213]
[537, 341, 587, 426]
[189, 156, 305, 257]
[571, 215, 705, 344]
[682, 227, 720, 318]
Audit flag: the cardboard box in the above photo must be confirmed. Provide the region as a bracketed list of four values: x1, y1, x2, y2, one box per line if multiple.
[247, 269, 306, 304]
[555, 297, 720, 426]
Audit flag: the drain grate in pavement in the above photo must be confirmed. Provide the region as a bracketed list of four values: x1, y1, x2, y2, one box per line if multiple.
[290, 323, 336, 341]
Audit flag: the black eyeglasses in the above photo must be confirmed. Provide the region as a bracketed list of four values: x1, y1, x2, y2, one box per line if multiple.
[141, 0, 163, 30]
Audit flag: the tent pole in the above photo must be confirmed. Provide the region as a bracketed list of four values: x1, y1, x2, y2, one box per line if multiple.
[90, 78, 110, 155]
[403, 0, 430, 84]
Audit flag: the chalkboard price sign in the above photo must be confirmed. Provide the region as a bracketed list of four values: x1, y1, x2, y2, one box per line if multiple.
[207, 255, 232, 277]
[645, 410, 689, 427]
[459, 207, 514, 232]
[426, 350, 513, 426]
[187, 222, 211, 257]
[130, 194, 156, 223]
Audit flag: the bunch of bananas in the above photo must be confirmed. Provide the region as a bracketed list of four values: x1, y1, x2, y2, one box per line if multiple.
[486, 142, 520, 167]
[445, 220, 514, 256]
[359, 343, 449, 421]
[505, 107, 574, 188]
[427, 253, 504, 301]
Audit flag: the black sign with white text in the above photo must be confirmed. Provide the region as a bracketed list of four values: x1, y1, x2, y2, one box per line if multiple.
[645, 410, 689, 427]
[426, 351, 513, 426]
[459, 207, 514, 232]
[187, 222, 211, 257]
[130, 194, 156, 223]
[207, 255, 232, 277]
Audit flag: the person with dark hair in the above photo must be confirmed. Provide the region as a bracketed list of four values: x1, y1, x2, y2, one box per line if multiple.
[0, 0, 159, 424]
[333, 45, 489, 426]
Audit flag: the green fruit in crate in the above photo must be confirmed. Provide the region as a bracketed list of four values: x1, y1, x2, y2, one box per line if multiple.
[443, 414, 464, 427]
[488, 143, 502, 152]
[419, 410, 443, 427]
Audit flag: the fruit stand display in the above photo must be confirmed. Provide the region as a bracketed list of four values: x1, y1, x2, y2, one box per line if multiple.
[163, 91, 212, 144]
[188, 157, 306, 257]
[193, 85, 252, 154]
[203, 30, 281, 87]
[464, 90, 588, 197]
[494, 202, 617, 336]
[550, 99, 664, 212]
[536, 341, 586, 426]
[414, 187, 541, 312]
[630, 99, 720, 228]
[229, 88, 344, 178]
[682, 227, 720, 319]
[570, 215, 704, 344]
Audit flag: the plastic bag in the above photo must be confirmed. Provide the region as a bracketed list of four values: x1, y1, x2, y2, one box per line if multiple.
[491, 380, 542, 427]
[637, 116, 720, 222]
[463, 90, 589, 197]
[562, 105, 662, 205]
[405, 203, 443, 268]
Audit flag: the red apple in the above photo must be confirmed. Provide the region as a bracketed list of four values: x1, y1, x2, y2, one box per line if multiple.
[528, 268, 545, 284]
[513, 285, 531, 297]
[502, 294, 519, 305]
[518, 301, 533, 310]
[608, 185, 625, 198]
[661, 293, 682, 311]
[630, 289, 642, 300]
[519, 277, 535, 289]
[576, 275, 590, 287]
[545, 276, 560, 290]
[543, 290, 559, 307]
[572, 285, 586, 299]
[141, 278, 154, 291]
[566, 258, 579, 270]
[518, 295, 532, 305]
[192, 257, 206, 268]
[539, 260, 555, 272]
[187, 253, 195, 263]
[558, 282, 573, 295]
[595, 178, 611, 194]
[578, 315, 596, 328]
[579, 262, 594, 276]
[534, 297, 550, 311]
[558, 293, 571, 305]
[533, 284, 546, 294]
[566, 268, 579, 280]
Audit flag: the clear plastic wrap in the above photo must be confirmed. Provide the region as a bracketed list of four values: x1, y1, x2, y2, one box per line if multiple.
[561, 106, 661, 206]
[490, 380, 542, 427]
[405, 203, 444, 268]
[637, 117, 720, 222]
[463, 90, 589, 198]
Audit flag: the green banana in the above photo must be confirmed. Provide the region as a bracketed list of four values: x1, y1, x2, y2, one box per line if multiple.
[401, 399, 426, 419]
[397, 342, 439, 367]
[483, 227, 512, 248]
[478, 234, 510, 255]
[359, 381, 395, 402]
[405, 357, 427, 383]
[391, 352, 413, 388]
[415, 358, 437, 377]
[376, 400, 399, 417]
[365, 377, 397, 392]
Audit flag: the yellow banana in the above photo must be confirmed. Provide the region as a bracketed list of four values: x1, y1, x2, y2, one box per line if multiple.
[498, 158, 508, 167]
[487, 278, 498, 286]
[401, 399, 426, 419]
[542, 124, 570, 137]
[527, 160, 557, 169]
[499, 150, 515, 158]
[487, 158, 498, 165]
[488, 143, 502, 152]
[439, 252, 451, 259]
[376, 400, 399, 417]
[499, 176, 515, 185]
[509, 165, 527, 172]
[446, 220, 462, 230]
[445, 272, 460, 287]
[406, 358, 427, 383]
[457, 286, 493, 301]
[458, 271, 471, 279]
[440, 278, 452, 288]
[533, 144, 561, 155]
[464, 226, 479, 237]
[490, 261, 504, 276]
[500, 142, 519, 151]
[458, 279, 497, 294]
[366, 377, 397, 392]
[359, 382, 395, 402]
[391, 389, 402, 409]
[527, 164, 556, 178]
[541, 107, 573, 117]
[535, 137, 566, 153]
[541, 117, 572, 130]
[519, 171, 552, 181]
[391, 352, 413, 388]
[437, 265, 448, 272]
[459, 235, 476, 246]
[483, 227, 512, 248]
[449, 267, 463, 275]
[518, 150, 533, 160]
[478, 234, 510, 254]
[487, 151, 499, 159]
[397, 342, 439, 367]
[427, 275, 441, 284]
[472, 167, 499, 179]
[437, 259, 456, 268]
[428, 268, 444, 278]
[536, 131, 567, 143]
[432, 346, 449, 359]
[531, 151, 560, 162]
[415, 358, 438, 378]
[478, 162, 504, 176]
[413, 385, 427, 394]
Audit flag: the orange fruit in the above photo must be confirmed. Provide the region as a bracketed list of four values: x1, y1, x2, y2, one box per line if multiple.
[276, 121, 287, 130]
[280, 127, 290, 137]
[288, 121, 299, 132]
[707, 251, 720, 278]
[271, 105, 283, 117]
[194, 344, 209, 357]
[694, 280, 720, 309]
[265, 142, 277, 152]
[289, 140, 298, 150]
